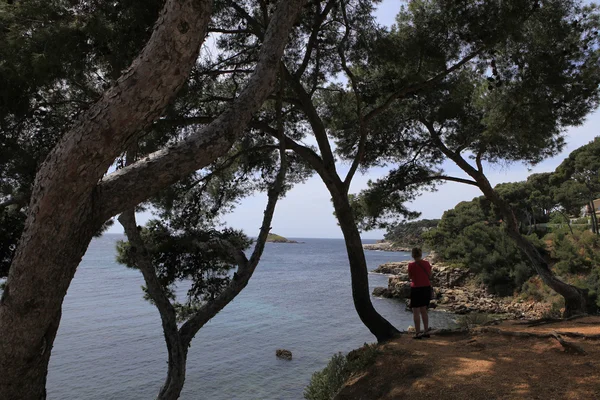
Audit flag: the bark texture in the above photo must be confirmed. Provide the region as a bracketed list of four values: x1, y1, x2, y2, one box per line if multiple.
[0, 0, 307, 398]
[0, 1, 212, 398]
[96, 0, 308, 219]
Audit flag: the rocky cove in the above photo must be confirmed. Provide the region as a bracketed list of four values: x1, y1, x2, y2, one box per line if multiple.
[370, 257, 551, 319]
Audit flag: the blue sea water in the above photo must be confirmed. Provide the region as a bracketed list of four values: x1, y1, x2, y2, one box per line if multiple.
[46, 235, 454, 400]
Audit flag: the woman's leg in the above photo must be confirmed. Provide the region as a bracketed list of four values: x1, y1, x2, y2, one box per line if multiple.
[412, 307, 421, 335]
[420, 307, 429, 332]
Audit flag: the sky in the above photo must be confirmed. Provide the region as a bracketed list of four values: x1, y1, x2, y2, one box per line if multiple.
[108, 0, 600, 239]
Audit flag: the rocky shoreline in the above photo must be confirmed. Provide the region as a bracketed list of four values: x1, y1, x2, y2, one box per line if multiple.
[362, 240, 410, 252]
[371, 258, 551, 319]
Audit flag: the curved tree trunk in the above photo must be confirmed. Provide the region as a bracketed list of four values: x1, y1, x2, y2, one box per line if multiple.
[329, 184, 401, 342]
[0, 1, 213, 398]
[157, 343, 188, 400]
[589, 200, 599, 235]
[475, 175, 587, 317]
[428, 134, 588, 318]
[280, 136, 401, 342]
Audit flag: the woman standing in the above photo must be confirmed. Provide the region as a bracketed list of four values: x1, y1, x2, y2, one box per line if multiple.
[407, 247, 432, 339]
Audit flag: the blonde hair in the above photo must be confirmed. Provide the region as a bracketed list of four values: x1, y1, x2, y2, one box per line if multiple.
[411, 247, 422, 260]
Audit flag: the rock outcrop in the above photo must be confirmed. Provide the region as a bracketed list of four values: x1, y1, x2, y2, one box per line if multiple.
[276, 349, 292, 360]
[362, 241, 410, 252]
[371, 257, 551, 319]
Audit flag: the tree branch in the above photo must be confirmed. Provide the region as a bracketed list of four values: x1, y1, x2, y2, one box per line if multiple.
[295, 0, 336, 79]
[421, 119, 481, 180]
[281, 63, 337, 172]
[0, 195, 28, 210]
[208, 28, 253, 34]
[364, 47, 484, 123]
[229, 1, 265, 40]
[339, 0, 366, 191]
[118, 210, 180, 334]
[419, 175, 479, 187]
[95, 0, 309, 221]
[476, 149, 484, 173]
[179, 112, 288, 347]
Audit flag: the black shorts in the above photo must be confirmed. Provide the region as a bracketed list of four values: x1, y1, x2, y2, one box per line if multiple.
[410, 286, 431, 309]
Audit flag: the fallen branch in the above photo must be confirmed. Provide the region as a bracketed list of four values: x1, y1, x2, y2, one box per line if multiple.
[479, 327, 551, 338]
[478, 327, 600, 341]
[551, 331, 586, 355]
[429, 328, 470, 336]
[516, 314, 589, 327]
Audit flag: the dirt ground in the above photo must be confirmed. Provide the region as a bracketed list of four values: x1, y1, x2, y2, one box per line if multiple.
[335, 317, 600, 400]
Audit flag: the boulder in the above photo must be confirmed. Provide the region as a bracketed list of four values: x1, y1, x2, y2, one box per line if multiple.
[388, 278, 411, 299]
[276, 349, 292, 360]
[372, 287, 391, 298]
[372, 261, 409, 275]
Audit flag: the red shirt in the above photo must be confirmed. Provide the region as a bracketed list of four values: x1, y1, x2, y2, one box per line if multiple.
[408, 260, 432, 288]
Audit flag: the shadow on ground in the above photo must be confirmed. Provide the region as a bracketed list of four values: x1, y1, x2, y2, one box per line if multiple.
[335, 317, 600, 400]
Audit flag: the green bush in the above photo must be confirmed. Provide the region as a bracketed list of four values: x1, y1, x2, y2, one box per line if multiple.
[304, 344, 379, 400]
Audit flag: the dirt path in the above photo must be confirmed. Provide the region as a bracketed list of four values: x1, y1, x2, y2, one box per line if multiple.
[336, 317, 600, 400]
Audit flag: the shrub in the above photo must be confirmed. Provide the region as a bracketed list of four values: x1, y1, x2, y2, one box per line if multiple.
[304, 344, 379, 400]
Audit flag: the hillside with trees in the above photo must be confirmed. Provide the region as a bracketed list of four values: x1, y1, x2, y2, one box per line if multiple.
[393, 138, 600, 308]
[383, 219, 440, 249]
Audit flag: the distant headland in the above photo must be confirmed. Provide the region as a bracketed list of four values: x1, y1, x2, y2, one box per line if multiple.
[266, 233, 299, 243]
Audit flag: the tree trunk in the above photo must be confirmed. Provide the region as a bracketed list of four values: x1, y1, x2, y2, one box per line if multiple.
[120, 210, 189, 400]
[429, 135, 588, 318]
[0, 1, 213, 398]
[589, 200, 599, 235]
[157, 336, 188, 400]
[0, 0, 307, 397]
[476, 175, 587, 317]
[329, 184, 401, 342]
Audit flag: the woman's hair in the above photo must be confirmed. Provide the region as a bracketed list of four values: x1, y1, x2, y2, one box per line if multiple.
[411, 247, 422, 259]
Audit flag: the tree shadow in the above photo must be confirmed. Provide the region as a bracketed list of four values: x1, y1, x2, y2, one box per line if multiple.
[336, 328, 600, 400]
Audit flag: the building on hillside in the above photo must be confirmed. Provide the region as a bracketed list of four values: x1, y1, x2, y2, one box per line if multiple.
[584, 199, 600, 218]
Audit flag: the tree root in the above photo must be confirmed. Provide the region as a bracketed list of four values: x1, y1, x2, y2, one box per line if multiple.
[551, 331, 586, 355]
[479, 326, 600, 339]
[516, 314, 589, 327]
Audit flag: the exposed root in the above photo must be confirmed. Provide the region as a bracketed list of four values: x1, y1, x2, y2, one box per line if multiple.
[551, 331, 586, 355]
[516, 314, 589, 327]
[478, 326, 600, 341]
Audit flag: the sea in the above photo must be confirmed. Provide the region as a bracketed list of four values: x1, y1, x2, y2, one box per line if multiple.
[46, 234, 455, 400]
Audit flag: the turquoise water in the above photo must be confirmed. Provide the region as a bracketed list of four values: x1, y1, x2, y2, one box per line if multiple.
[47, 235, 453, 399]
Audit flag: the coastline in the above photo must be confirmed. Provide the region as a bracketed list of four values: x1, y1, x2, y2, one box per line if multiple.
[370, 259, 551, 319]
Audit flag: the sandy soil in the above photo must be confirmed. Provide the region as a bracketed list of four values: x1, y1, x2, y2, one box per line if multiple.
[335, 317, 600, 400]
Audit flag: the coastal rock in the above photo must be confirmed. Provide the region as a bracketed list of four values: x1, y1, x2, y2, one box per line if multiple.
[388, 277, 411, 298]
[363, 241, 410, 252]
[276, 349, 292, 360]
[371, 260, 551, 319]
[372, 287, 391, 298]
[372, 261, 409, 275]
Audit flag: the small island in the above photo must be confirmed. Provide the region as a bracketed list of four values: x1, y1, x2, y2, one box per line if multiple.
[266, 233, 299, 243]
